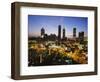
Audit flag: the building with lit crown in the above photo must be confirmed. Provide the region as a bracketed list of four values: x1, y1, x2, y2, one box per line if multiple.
[41, 28, 45, 37]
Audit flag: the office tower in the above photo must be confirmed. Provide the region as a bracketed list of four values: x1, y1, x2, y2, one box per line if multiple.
[63, 28, 65, 39]
[58, 25, 61, 40]
[73, 28, 76, 38]
[41, 28, 45, 36]
[79, 31, 84, 43]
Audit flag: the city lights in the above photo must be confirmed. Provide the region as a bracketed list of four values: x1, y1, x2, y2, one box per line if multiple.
[28, 15, 88, 66]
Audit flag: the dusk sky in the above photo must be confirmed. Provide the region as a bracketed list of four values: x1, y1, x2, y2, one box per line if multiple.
[28, 15, 88, 38]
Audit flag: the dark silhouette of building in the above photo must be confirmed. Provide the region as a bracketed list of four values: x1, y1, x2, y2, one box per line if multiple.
[73, 28, 76, 38]
[79, 31, 84, 44]
[58, 25, 61, 41]
[63, 28, 65, 39]
[49, 34, 57, 41]
[41, 28, 45, 36]
[43, 33, 57, 41]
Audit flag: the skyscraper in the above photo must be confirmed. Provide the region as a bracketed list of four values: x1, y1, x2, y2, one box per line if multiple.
[79, 31, 84, 41]
[41, 28, 45, 36]
[58, 25, 61, 40]
[73, 28, 76, 38]
[63, 28, 65, 39]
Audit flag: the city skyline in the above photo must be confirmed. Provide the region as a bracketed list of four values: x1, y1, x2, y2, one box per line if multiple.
[28, 15, 88, 38]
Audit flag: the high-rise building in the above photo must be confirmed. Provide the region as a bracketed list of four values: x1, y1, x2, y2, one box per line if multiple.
[79, 31, 84, 43]
[73, 28, 76, 38]
[58, 25, 61, 40]
[63, 28, 65, 39]
[41, 28, 45, 36]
